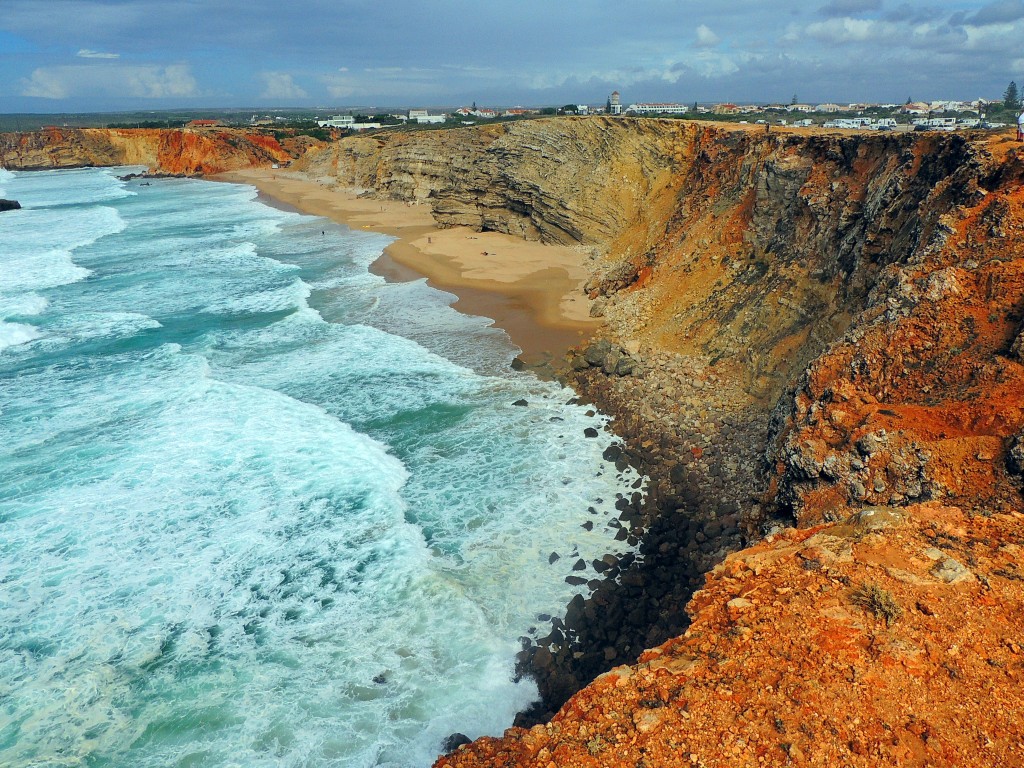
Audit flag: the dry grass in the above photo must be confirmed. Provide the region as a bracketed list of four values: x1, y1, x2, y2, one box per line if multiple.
[851, 583, 903, 626]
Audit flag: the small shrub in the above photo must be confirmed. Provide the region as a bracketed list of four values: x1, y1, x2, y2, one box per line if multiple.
[851, 583, 903, 626]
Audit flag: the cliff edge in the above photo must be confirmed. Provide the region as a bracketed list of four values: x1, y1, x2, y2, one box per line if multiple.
[294, 119, 1024, 766]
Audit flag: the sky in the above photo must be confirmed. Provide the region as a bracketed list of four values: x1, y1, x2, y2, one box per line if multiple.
[1, 0, 1022, 113]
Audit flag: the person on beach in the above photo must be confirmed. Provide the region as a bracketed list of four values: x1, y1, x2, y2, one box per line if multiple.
[1017, 109, 1024, 141]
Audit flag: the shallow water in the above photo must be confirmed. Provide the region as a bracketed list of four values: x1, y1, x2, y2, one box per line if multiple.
[0, 167, 641, 767]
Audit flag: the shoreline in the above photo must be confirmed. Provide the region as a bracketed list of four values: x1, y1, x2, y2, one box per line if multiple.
[215, 168, 601, 366]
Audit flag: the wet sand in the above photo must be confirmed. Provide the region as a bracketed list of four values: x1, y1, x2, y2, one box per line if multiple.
[217, 168, 600, 364]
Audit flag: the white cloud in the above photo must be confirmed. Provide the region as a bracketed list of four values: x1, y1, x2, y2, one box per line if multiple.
[322, 72, 356, 99]
[695, 24, 721, 47]
[805, 17, 891, 42]
[259, 71, 307, 99]
[77, 48, 120, 59]
[22, 69, 69, 99]
[21, 64, 197, 99]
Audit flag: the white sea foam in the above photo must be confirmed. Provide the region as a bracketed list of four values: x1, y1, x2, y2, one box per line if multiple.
[0, 205, 125, 293]
[0, 320, 41, 351]
[2, 292, 49, 317]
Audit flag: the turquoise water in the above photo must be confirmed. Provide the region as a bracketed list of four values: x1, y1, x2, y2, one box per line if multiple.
[0, 167, 640, 767]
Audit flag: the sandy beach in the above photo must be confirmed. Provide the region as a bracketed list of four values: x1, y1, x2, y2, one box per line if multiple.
[217, 168, 601, 364]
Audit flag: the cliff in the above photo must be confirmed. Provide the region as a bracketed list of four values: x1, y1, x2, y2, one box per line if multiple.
[0, 126, 314, 175]
[294, 119, 1024, 766]
[9, 119, 1024, 765]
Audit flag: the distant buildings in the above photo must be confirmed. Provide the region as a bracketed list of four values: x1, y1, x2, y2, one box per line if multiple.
[609, 91, 622, 115]
[317, 115, 354, 128]
[409, 109, 445, 124]
[625, 102, 689, 115]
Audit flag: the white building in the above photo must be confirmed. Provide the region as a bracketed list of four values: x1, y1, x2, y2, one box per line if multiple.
[317, 115, 355, 128]
[625, 102, 689, 115]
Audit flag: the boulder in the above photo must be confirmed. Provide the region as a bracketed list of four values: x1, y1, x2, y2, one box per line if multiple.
[1007, 434, 1024, 475]
[0, 199, 21, 212]
[583, 339, 612, 366]
[441, 733, 472, 754]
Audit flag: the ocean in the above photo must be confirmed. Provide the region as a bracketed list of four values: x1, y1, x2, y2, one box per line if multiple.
[0, 167, 641, 767]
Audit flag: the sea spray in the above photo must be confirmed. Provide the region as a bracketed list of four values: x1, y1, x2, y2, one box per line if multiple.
[0, 168, 642, 767]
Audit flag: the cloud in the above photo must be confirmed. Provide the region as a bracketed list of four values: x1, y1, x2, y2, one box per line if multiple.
[694, 24, 721, 47]
[804, 17, 897, 42]
[21, 63, 197, 99]
[964, 0, 1024, 25]
[258, 71, 307, 99]
[818, 0, 882, 16]
[21, 68, 69, 98]
[76, 48, 119, 59]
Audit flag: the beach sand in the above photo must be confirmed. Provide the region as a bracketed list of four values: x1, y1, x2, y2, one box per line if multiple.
[217, 168, 601, 365]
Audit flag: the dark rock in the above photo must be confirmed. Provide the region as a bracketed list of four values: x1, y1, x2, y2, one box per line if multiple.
[583, 339, 612, 366]
[0, 199, 21, 212]
[584, 427, 599, 438]
[565, 575, 588, 586]
[441, 733, 472, 754]
[1011, 323, 1024, 362]
[548, 551, 560, 564]
[512, 399, 529, 407]
[1008, 434, 1024, 475]
[572, 558, 587, 571]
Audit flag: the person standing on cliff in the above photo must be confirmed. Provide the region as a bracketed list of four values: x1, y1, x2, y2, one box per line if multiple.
[1017, 109, 1024, 141]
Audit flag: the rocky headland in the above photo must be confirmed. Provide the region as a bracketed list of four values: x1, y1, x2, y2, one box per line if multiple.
[6, 118, 1024, 765]
[0, 125, 316, 175]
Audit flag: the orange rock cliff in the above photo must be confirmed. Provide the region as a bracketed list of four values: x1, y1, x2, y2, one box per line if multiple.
[6, 119, 1024, 766]
[0, 126, 314, 175]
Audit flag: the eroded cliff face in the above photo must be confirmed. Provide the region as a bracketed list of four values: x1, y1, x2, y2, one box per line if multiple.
[294, 117, 684, 249]
[311, 119, 1021, 766]
[0, 127, 308, 175]
[301, 125, 1024, 747]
